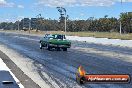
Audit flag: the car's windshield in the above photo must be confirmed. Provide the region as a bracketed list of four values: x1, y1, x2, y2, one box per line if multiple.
[53, 35, 66, 39]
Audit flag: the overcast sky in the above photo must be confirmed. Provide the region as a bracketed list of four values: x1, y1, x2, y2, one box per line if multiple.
[0, 0, 132, 22]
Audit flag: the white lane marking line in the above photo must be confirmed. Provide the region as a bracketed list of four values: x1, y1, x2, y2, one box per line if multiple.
[0, 58, 24, 88]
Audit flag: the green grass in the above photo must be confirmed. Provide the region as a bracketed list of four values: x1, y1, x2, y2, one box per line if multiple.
[0, 30, 132, 40]
[66, 32, 132, 40]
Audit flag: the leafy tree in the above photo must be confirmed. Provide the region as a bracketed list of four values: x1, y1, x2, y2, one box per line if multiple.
[120, 12, 132, 33]
[0, 12, 132, 33]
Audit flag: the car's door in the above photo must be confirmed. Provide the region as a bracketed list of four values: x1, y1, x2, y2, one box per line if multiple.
[41, 34, 49, 46]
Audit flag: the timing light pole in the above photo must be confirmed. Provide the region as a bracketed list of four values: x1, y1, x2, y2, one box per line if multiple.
[36, 14, 42, 32]
[57, 7, 67, 34]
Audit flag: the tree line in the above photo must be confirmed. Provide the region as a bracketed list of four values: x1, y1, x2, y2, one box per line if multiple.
[0, 12, 132, 33]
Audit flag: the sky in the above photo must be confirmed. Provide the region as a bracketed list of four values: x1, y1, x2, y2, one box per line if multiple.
[0, 0, 132, 22]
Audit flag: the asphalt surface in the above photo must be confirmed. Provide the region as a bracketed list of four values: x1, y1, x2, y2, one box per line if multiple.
[0, 32, 132, 88]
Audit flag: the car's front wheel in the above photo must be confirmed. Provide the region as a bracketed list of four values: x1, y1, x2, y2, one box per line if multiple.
[62, 48, 67, 51]
[56, 47, 61, 51]
[40, 43, 43, 49]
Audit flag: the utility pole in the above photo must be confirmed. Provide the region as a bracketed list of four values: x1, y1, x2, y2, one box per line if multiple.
[18, 21, 19, 31]
[120, 21, 122, 34]
[23, 18, 24, 30]
[63, 8, 67, 34]
[120, 0, 123, 34]
[29, 18, 31, 34]
[17, 17, 22, 31]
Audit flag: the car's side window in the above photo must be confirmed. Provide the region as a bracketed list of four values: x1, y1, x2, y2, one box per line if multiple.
[63, 35, 66, 39]
[54, 35, 57, 39]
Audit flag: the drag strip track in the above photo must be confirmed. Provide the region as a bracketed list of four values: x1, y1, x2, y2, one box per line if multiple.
[0, 32, 132, 88]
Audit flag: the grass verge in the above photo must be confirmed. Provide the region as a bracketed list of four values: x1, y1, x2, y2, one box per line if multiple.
[0, 30, 132, 40]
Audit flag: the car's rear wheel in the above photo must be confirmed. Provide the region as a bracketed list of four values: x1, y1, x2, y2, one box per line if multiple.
[40, 43, 43, 49]
[46, 44, 51, 51]
[63, 48, 67, 51]
[56, 47, 61, 51]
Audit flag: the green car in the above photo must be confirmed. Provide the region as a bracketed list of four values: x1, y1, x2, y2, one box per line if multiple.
[39, 34, 71, 51]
